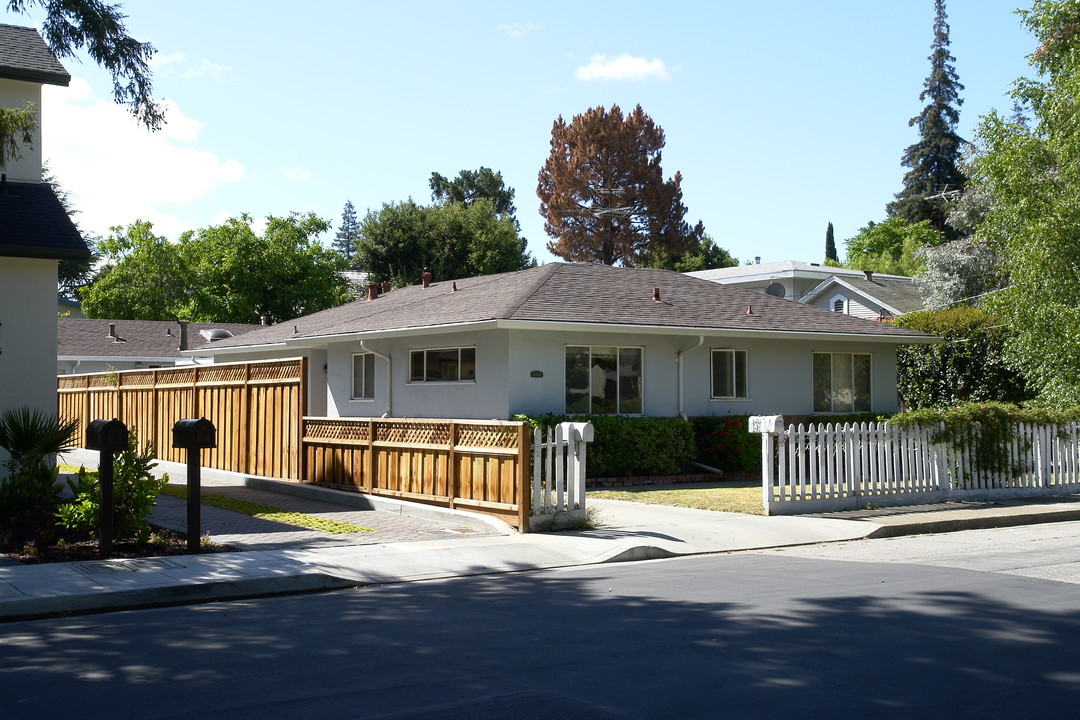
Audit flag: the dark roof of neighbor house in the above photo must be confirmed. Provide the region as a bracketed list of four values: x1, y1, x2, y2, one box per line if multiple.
[58, 319, 261, 359]
[0, 24, 70, 85]
[803, 274, 927, 315]
[0, 180, 90, 259]
[196, 263, 933, 353]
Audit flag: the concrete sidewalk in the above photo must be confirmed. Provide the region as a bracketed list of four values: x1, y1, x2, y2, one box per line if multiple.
[3, 482, 1080, 622]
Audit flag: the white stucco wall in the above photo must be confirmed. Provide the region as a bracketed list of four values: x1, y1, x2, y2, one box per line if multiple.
[0, 78, 44, 182]
[0, 257, 59, 419]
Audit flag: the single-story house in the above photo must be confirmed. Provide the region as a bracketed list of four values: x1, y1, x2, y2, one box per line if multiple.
[1, 24, 90, 424]
[58, 318, 260, 374]
[183, 263, 936, 420]
[800, 270, 926, 320]
[686, 260, 925, 318]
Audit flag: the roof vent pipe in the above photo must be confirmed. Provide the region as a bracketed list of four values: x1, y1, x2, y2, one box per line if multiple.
[451, 281, 458, 293]
[108, 323, 116, 338]
[746, 305, 753, 315]
[382, 281, 392, 294]
[863, 270, 874, 281]
[755, 256, 761, 264]
[422, 269, 432, 288]
[260, 315, 267, 326]
[367, 283, 379, 301]
[653, 287, 661, 302]
[178, 321, 189, 351]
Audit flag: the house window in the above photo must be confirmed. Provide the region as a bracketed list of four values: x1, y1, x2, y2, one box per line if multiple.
[813, 352, 871, 413]
[711, 349, 748, 399]
[564, 346, 642, 415]
[352, 353, 375, 400]
[409, 347, 476, 382]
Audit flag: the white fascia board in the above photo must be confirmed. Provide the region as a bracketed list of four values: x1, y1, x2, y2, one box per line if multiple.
[181, 342, 290, 357]
[57, 355, 179, 363]
[493, 319, 940, 344]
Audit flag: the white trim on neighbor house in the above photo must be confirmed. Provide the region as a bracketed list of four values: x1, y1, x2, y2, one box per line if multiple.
[802, 277, 905, 317]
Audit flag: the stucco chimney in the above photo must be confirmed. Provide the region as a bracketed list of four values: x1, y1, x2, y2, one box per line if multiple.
[177, 321, 189, 351]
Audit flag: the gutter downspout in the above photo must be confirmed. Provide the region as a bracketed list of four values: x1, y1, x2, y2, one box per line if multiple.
[360, 341, 392, 417]
[676, 336, 704, 420]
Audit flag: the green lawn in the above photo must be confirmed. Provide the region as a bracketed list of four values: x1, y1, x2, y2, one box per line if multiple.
[588, 479, 764, 515]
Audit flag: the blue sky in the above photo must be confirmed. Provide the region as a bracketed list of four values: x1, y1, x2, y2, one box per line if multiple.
[5, 1, 1037, 267]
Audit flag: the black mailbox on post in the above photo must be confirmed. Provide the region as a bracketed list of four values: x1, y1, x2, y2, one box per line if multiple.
[172, 418, 217, 449]
[86, 418, 128, 451]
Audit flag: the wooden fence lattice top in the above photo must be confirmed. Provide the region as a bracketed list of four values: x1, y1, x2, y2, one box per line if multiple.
[304, 417, 523, 450]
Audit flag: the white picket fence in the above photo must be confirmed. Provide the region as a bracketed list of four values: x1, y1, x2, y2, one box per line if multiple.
[752, 417, 1080, 515]
[530, 422, 593, 529]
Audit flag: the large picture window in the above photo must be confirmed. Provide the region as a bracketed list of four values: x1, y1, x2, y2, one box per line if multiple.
[711, 349, 748, 399]
[813, 352, 871, 413]
[565, 346, 642, 415]
[351, 353, 375, 400]
[409, 347, 476, 382]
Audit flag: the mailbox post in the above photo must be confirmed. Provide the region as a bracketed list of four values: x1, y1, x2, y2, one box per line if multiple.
[86, 419, 129, 557]
[172, 418, 217, 551]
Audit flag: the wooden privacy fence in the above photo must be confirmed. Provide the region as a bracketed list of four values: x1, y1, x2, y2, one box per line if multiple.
[58, 358, 306, 479]
[752, 417, 1080, 515]
[303, 417, 531, 529]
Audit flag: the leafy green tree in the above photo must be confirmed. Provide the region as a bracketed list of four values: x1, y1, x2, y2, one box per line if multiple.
[0, 103, 36, 163]
[894, 307, 1029, 409]
[182, 213, 350, 323]
[825, 221, 838, 263]
[640, 235, 738, 273]
[886, 0, 967, 240]
[356, 199, 531, 287]
[79, 220, 187, 320]
[333, 200, 361, 270]
[80, 214, 351, 323]
[6, 0, 162, 129]
[843, 217, 943, 275]
[430, 167, 518, 218]
[537, 104, 704, 266]
[973, 0, 1080, 406]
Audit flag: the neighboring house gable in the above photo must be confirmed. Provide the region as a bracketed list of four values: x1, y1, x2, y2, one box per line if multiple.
[801, 272, 927, 320]
[184, 263, 936, 421]
[57, 319, 260, 374]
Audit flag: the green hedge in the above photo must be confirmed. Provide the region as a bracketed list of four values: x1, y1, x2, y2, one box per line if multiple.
[516, 414, 696, 478]
[689, 416, 760, 473]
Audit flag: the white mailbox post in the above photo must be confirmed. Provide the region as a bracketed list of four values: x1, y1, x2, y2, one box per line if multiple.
[749, 415, 784, 513]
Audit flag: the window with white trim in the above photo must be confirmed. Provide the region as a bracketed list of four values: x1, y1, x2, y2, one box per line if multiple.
[812, 352, 871, 412]
[409, 347, 476, 382]
[351, 353, 375, 400]
[711, 349, 748, 399]
[565, 345, 642, 415]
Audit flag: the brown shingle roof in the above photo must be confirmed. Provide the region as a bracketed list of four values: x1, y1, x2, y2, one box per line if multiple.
[58, 319, 260, 359]
[199, 264, 932, 352]
[0, 180, 89, 259]
[0, 24, 70, 85]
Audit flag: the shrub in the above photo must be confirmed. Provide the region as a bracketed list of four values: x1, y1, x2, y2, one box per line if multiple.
[690, 416, 760, 473]
[55, 432, 168, 541]
[516, 414, 696, 478]
[0, 407, 78, 525]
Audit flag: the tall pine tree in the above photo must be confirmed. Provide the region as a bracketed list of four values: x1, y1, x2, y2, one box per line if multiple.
[333, 200, 361, 270]
[887, 0, 966, 241]
[824, 221, 838, 263]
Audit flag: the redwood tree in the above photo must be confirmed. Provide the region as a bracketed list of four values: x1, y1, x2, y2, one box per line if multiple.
[537, 104, 703, 266]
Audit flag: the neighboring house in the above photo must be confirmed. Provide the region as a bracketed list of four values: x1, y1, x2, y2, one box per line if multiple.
[184, 263, 936, 421]
[58, 318, 259, 374]
[686, 260, 925, 317]
[58, 296, 84, 318]
[800, 271, 926, 321]
[0, 25, 89, 426]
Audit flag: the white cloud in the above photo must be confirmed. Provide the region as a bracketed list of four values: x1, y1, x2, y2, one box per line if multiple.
[153, 52, 232, 81]
[497, 21, 543, 38]
[573, 54, 672, 82]
[40, 79, 244, 240]
[279, 167, 312, 182]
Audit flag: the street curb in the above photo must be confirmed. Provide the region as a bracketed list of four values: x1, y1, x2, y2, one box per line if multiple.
[864, 509, 1080, 539]
[0, 573, 359, 622]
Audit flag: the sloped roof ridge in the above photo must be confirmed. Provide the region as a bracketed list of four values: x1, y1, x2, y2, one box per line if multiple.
[497, 263, 563, 316]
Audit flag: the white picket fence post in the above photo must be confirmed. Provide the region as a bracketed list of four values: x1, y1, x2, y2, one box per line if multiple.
[530, 421, 594, 530]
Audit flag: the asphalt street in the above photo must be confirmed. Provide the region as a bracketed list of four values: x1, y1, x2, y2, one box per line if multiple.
[2, 523, 1079, 720]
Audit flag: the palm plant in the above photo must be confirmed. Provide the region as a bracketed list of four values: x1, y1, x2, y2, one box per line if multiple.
[0, 407, 79, 521]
